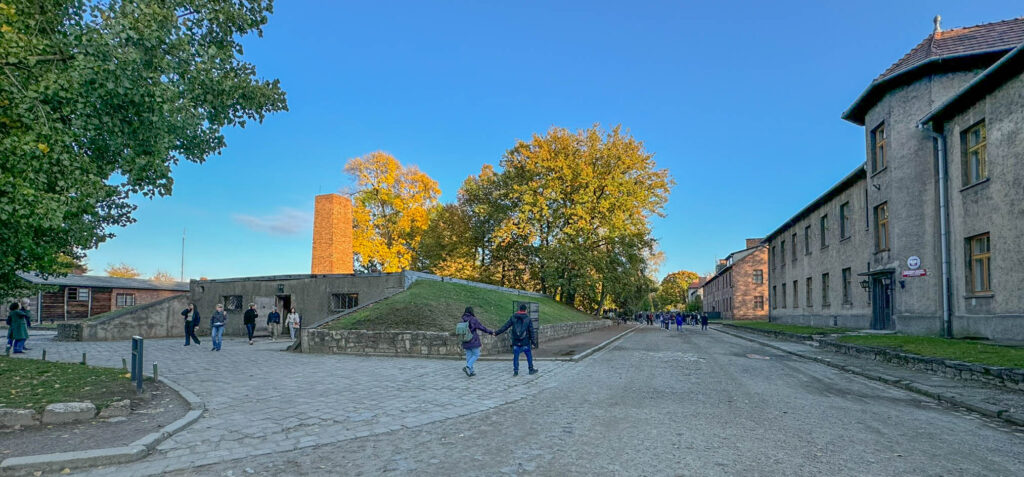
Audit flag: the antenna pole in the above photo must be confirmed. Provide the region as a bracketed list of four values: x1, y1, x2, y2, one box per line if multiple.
[180, 228, 186, 282]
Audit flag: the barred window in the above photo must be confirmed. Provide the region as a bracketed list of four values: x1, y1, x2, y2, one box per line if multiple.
[331, 293, 359, 311]
[223, 295, 243, 311]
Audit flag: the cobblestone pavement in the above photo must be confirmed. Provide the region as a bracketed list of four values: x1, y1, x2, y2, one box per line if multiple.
[8, 334, 575, 476]
[163, 327, 1024, 476]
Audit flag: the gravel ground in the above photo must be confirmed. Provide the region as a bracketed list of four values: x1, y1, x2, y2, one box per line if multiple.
[161, 327, 1024, 476]
[0, 381, 189, 459]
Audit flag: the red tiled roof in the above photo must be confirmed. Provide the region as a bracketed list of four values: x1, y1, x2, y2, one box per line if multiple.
[877, 17, 1024, 81]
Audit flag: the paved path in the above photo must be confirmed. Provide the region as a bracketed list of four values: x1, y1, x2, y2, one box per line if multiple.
[6, 335, 575, 476]
[10, 327, 1024, 476]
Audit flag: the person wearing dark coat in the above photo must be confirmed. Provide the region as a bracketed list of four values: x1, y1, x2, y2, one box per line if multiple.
[701, 314, 709, 331]
[459, 307, 493, 377]
[6, 302, 29, 354]
[243, 304, 258, 345]
[494, 304, 538, 377]
[181, 303, 201, 346]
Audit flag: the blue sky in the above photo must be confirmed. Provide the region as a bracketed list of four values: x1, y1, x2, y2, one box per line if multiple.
[84, 1, 1023, 281]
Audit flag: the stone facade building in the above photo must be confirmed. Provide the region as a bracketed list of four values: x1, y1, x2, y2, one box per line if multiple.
[701, 239, 768, 320]
[767, 16, 1024, 340]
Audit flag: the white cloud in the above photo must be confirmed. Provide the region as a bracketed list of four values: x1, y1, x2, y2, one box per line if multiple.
[232, 207, 312, 236]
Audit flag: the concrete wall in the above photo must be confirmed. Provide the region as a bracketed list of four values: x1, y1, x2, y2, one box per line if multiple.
[302, 319, 611, 356]
[56, 295, 189, 341]
[940, 72, 1024, 340]
[768, 176, 874, 329]
[190, 273, 406, 337]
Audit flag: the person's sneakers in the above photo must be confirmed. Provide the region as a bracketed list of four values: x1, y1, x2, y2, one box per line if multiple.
[249, 340, 254, 345]
[513, 370, 519, 377]
[184, 343, 190, 346]
[463, 366, 471, 377]
[195, 340, 201, 345]
[212, 347, 216, 351]
[528, 368, 538, 375]
[469, 371, 476, 377]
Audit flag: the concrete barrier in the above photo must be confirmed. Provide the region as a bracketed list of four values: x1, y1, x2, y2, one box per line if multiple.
[55, 295, 190, 341]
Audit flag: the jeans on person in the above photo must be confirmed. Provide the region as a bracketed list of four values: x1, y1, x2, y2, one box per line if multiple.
[245, 323, 255, 341]
[465, 347, 481, 373]
[185, 322, 200, 345]
[289, 326, 297, 340]
[512, 345, 534, 372]
[211, 325, 224, 350]
[12, 338, 25, 353]
[268, 322, 280, 340]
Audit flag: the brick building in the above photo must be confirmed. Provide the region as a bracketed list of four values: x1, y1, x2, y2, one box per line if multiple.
[767, 16, 1024, 340]
[701, 239, 768, 320]
[17, 273, 188, 323]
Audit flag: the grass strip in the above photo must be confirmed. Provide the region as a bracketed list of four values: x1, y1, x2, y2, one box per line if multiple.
[0, 356, 134, 413]
[724, 320, 851, 335]
[838, 335, 1024, 369]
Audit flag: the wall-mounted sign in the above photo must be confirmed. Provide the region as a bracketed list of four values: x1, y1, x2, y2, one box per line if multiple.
[907, 256, 921, 270]
[902, 269, 927, 277]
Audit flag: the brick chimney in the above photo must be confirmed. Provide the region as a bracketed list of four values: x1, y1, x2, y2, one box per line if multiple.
[745, 238, 763, 249]
[311, 194, 354, 274]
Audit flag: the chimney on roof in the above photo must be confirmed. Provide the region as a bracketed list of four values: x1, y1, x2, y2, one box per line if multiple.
[745, 238, 763, 249]
[933, 15, 942, 34]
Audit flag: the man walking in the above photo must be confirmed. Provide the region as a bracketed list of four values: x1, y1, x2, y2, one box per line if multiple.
[701, 313, 709, 331]
[243, 303, 258, 345]
[181, 303, 201, 346]
[494, 304, 538, 377]
[266, 307, 281, 341]
[458, 306, 493, 377]
[210, 304, 227, 351]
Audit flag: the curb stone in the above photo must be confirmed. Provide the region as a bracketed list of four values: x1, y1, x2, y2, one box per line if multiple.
[712, 326, 1024, 428]
[570, 326, 640, 362]
[0, 377, 204, 476]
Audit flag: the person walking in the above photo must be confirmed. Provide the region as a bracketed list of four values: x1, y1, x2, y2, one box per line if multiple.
[701, 313, 709, 331]
[243, 303, 258, 345]
[266, 307, 281, 342]
[494, 304, 538, 377]
[210, 304, 227, 351]
[458, 306, 493, 377]
[18, 298, 31, 351]
[675, 313, 684, 331]
[286, 308, 301, 340]
[181, 303, 201, 346]
[6, 302, 29, 354]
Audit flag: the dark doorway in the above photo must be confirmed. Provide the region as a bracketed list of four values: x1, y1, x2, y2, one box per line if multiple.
[276, 295, 292, 316]
[870, 275, 892, 330]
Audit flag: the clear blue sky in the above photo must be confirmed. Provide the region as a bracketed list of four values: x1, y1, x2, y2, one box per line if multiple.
[84, 1, 1023, 281]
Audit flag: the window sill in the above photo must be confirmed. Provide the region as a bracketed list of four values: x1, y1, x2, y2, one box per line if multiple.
[874, 248, 890, 255]
[822, 304, 831, 309]
[959, 178, 990, 193]
[840, 236, 851, 243]
[820, 245, 829, 250]
[965, 293, 994, 299]
[870, 167, 887, 178]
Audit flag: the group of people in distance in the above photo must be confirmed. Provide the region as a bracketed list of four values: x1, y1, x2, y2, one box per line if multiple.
[180, 303, 301, 351]
[458, 303, 538, 377]
[632, 311, 708, 331]
[5, 299, 32, 354]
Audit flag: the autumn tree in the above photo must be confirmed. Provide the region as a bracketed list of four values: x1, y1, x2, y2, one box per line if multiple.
[106, 263, 140, 278]
[151, 271, 176, 283]
[657, 270, 699, 310]
[346, 151, 440, 273]
[0, 1, 287, 298]
[417, 204, 477, 280]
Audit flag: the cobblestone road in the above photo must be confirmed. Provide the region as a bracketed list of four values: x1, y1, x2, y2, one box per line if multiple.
[8, 334, 575, 476]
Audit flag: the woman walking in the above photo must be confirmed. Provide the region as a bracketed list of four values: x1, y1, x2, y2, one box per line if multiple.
[459, 306, 493, 377]
[286, 308, 301, 340]
[210, 304, 228, 351]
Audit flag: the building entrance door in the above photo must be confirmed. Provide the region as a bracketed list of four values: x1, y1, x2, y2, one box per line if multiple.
[254, 296, 275, 335]
[870, 276, 892, 330]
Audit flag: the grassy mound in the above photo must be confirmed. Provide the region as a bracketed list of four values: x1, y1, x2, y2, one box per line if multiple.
[325, 279, 598, 333]
[0, 357, 134, 413]
[838, 335, 1024, 369]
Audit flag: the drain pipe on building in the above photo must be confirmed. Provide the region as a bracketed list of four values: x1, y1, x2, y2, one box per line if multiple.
[919, 124, 953, 339]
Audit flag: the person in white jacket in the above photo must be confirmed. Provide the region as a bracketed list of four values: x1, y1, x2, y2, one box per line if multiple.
[285, 308, 301, 340]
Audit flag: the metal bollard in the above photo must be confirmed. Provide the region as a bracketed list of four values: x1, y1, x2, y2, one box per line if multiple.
[41, 349, 46, 361]
[122, 357, 128, 371]
[153, 362, 158, 381]
[81, 352, 87, 365]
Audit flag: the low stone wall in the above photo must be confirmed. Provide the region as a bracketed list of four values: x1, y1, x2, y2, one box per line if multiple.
[817, 339, 1024, 392]
[720, 324, 817, 342]
[303, 319, 611, 356]
[56, 295, 190, 341]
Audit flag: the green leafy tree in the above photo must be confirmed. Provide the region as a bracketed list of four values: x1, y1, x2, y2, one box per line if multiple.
[0, 0, 287, 298]
[657, 270, 699, 310]
[686, 295, 703, 312]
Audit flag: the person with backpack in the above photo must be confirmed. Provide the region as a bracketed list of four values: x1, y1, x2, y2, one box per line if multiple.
[675, 313, 683, 331]
[181, 303, 201, 346]
[456, 306, 493, 377]
[494, 304, 538, 377]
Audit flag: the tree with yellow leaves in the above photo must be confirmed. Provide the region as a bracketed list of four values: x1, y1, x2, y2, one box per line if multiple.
[345, 152, 440, 273]
[105, 263, 141, 278]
